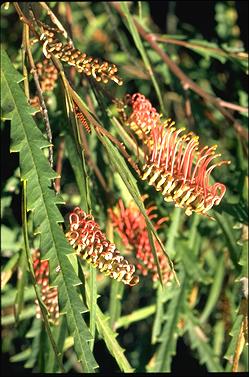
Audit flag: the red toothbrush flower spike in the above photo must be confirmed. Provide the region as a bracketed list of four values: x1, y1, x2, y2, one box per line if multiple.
[32, 249, 59, 324]
[65, 207, 139, 286]
[109, 198, 172, 284]
[122, 93, 230, 217]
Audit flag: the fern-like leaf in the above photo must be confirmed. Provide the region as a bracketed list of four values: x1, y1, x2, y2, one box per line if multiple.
[1, 47, 98, 372]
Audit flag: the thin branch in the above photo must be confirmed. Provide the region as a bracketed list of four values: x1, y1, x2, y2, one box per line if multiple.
[54, 138, 65, 193]
[21, 27, 30, 99]
[23, 23, 54, 168]
[217, 99, 248, 114]
[110, 2, 248, 141]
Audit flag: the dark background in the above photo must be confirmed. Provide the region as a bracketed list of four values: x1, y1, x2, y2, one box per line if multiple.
[1, 1, 248, 375]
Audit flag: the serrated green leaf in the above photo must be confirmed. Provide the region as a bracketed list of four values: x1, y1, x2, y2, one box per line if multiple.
[89, 265, 97, 351]
[1, 47, 98, 372]
[238, 240, 248, 279]
[165, 207, 182, 258]
[215, 200, 248, 225]
[224, 314, 244, 366]
[178, 240, 212, 284]
[186, 311, 224, 372]
[149, 275, 187, 372]
[42, 316, 68, 372]
[85, 281, 134, 373]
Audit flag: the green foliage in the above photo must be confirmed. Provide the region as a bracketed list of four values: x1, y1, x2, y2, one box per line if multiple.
[148, 274, 187, 372]
[1, 47, 97, 372]
[1, 1, 248, 374]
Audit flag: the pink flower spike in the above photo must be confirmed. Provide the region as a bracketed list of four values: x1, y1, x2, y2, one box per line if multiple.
[120, 93, 230, 217]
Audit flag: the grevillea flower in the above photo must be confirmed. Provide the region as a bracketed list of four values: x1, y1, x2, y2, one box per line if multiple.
[121, 93, 230, 217]
[40, 27, 123, 85]
[32, 249, 59, 324]
[108, 198, 173, 284]
[65, 207, 139, 286]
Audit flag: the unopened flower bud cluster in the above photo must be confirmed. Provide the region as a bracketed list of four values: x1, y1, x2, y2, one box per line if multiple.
[40, 28, 123, 85]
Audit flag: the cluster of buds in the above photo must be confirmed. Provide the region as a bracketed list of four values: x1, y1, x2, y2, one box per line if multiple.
[108, 198, 173, 284]
[119, 93, 230, 217]
[40, 28, 123, 85]
[36, 58, 58, 92]
[32, 249, 59, 324]
[65, 207, 139, 286]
